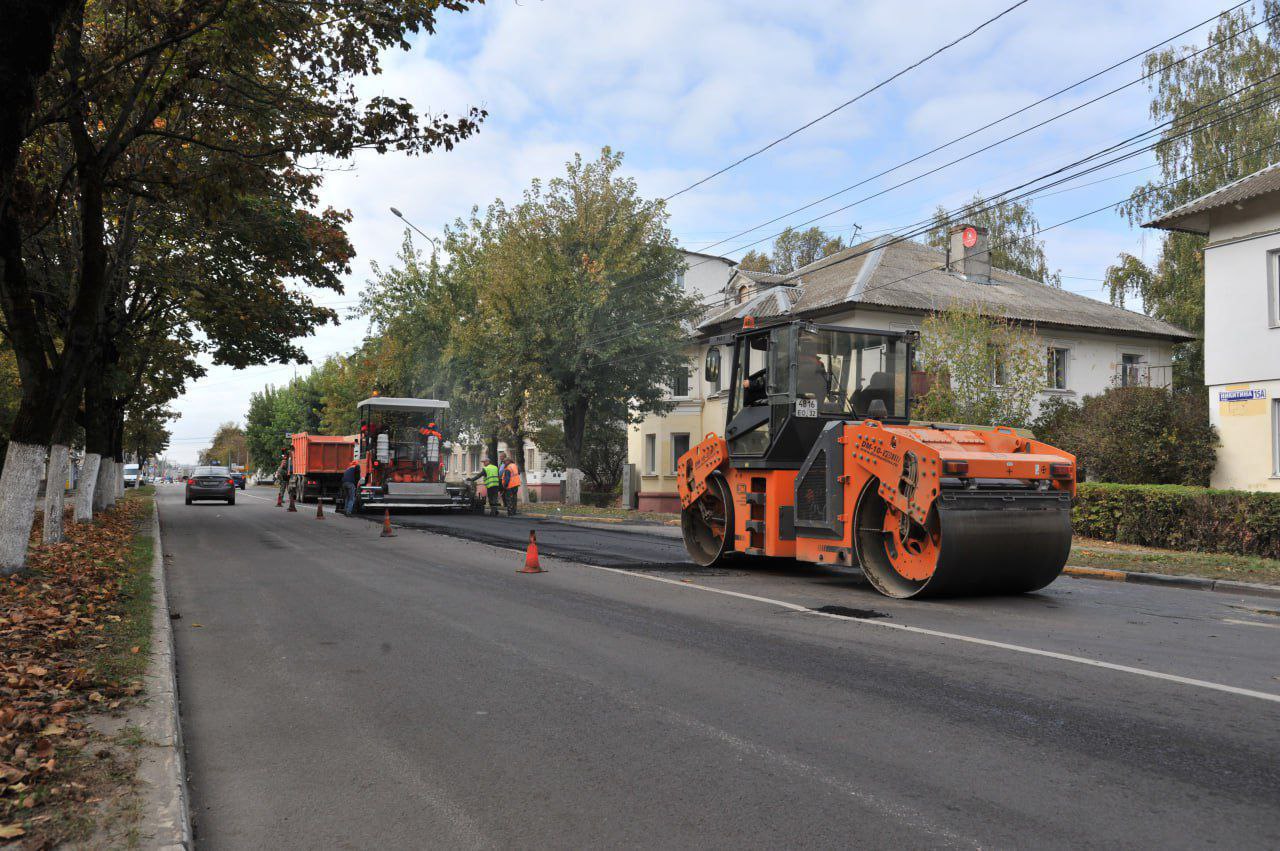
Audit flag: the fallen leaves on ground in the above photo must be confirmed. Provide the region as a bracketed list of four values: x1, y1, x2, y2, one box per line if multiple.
[0, 497, 149, 843]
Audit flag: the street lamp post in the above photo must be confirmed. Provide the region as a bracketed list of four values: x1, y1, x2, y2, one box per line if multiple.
[389, 207, 440, 257]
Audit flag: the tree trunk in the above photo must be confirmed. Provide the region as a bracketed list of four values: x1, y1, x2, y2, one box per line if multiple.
[487, 432, 499, 468]
[94, 457, 114, 511]
[42, 443, 69, 543]
[561, 397, 590, 506]
[75, 453, 100, 523]
[0, 441, 46, 574]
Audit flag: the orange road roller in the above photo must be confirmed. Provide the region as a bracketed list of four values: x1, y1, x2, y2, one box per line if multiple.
[677, 320, 1075, 598]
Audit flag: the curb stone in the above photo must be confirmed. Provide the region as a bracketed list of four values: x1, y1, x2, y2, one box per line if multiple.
[134, 504, 193, 848]
[1064, 565, 1280, 600]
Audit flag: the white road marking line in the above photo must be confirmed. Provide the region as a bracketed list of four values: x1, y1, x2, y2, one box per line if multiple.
[580, 564, 1280, 704]
[1223, 617, 1280, 630]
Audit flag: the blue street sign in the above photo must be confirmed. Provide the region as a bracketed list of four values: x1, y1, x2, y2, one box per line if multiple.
[1218, 389, 1266, 402]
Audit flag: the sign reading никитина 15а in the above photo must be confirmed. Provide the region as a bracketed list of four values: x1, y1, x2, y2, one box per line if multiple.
[1218, 389, 1267, 402]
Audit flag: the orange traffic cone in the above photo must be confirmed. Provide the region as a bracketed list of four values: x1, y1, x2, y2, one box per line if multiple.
[287, 490, 297, 512]
[518, 530, 544, 574]
[276, 490, 283, 507]
[315, 497, 324, 519]
[380, 509, 396, 538]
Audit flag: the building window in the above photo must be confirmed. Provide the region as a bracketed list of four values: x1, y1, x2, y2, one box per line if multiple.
[1120, 353, 1144, 387]
[1273, 399, 1280, 477]
[671, 368, 690, 398]
[675, 269, 686, 289]
[989, 344, 1006, 387]
[1270, 250, 1280, 328]
[671, 433, 690, 473]
[736, 285, 749, 304]
[643, 434, 656, 475]
[469, 448, 479, 471]
[526, 448, 537, 471]
[1047, 347, 1068, 390]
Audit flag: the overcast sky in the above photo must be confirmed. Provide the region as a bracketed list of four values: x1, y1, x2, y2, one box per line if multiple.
[165, 0, 1233, 464]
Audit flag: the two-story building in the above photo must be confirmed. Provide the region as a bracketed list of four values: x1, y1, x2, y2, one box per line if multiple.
[1146, 162, 1280, 491]
[627, 226, 1194, 512]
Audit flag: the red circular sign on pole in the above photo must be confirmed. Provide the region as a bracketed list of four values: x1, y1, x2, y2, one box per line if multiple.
[962, 227, 978, 248]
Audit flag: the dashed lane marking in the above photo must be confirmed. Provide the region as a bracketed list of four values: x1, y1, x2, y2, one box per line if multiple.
[1223, 617, 1280, 630]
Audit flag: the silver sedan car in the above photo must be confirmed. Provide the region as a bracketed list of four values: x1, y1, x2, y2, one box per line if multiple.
[185, 466, 236, 505]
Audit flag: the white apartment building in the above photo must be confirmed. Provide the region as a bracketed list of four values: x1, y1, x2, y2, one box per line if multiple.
[1147, 162, 1280, 491]
[628, 228, 1192, 512]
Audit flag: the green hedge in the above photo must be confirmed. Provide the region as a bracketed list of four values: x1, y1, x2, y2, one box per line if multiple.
[1074, 482, 1280, 560]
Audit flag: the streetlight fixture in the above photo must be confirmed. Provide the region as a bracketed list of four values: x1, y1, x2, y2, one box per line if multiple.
[389, 206, 440, 255]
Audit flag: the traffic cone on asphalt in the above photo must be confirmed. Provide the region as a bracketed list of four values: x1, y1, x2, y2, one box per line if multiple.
[380, 509, 396, 538]
[518, 530, 544, 574]
[276, 490, 283, 507]
[287, 490, 297, 512]
[316, 497, 324, 519]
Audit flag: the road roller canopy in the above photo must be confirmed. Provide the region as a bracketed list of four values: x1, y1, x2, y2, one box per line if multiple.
[716, 321, 912, 465]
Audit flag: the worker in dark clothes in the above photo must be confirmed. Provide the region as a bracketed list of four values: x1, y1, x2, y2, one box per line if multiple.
[339, 461, 360, 515]
[500, 454, 522, 516]
[468, 457, 502, 516]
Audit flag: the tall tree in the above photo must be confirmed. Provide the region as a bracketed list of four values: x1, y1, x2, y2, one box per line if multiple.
[738, 226, 846, 274]
[201, 422, 248, 468]
[467, 149, 696, 503]
[1112, 3, 1280, 389]
[926, 194, 1061, 286]
[0, 0, 485, 572]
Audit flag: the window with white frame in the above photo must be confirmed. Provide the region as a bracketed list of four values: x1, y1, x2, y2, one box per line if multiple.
[1270, 249, 1280, 328]
[1273, 399, 1280, 477]
[670, 367, 691, 398]
[1120, 353, 1144, 387]
[1047, 347, 1069, 390]
[644, 434, 657, 475]
[671, 433, 690, 474]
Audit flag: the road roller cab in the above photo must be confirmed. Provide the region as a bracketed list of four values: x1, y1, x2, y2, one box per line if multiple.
[678, 320, 1076, 598]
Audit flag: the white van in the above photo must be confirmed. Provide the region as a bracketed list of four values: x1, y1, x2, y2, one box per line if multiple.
[123, 463, 141, 488]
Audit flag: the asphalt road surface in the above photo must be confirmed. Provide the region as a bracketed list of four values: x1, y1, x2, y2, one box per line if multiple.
[161, 485, 1280, 849]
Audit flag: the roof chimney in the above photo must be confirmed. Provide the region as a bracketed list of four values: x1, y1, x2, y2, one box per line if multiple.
[947, 224, 991, 283]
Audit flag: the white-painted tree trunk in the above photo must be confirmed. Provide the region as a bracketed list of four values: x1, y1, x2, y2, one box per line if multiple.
[564, 467, 583, 505]
[94, 458, 114, 511]
[76, 453, 101, 523]
[0, 441, 47, 575]
[42, 444, 69, 544]
[114, 461, 123, 500]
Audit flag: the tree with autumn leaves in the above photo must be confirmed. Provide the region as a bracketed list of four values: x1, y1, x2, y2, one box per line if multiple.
[0, 0, 486, 572]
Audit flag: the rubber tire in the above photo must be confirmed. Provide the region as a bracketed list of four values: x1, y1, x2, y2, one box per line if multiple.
[185, 496, 192, 505]
[227, 495, 235, 505]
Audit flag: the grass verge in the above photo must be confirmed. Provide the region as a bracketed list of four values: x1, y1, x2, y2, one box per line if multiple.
[0, 486, 156, 846]
[1068, 537, 1280, 586]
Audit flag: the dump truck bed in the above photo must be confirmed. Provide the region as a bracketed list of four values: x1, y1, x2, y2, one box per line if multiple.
[290, 433, 354, 476]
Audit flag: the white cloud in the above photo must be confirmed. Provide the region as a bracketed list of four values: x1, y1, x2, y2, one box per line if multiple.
[168, 0, 1231, 461]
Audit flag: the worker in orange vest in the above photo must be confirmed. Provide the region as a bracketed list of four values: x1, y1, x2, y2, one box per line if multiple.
[499, 452, 521, 516]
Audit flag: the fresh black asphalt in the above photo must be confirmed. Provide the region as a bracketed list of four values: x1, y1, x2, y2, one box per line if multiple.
[161, 485, 1280, 848]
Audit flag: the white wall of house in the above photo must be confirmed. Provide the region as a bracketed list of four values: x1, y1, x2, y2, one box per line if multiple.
[1197, 195, 1280, 491]
[677, 251, 736, 303]
[627, 306, 1177, 510]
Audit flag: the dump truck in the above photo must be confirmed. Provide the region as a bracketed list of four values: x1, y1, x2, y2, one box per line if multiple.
[677, 319, 1076, 599]
[289, 433, 356, 503]
[349, 397, 479, 512]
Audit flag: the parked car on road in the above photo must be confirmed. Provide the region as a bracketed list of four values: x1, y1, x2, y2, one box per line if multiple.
[123, 463, 140, 488]
[185, 466, 236, 505]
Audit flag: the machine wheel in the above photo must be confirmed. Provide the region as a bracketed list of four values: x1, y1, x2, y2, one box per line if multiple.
[227, 495, 235, 506]
[854, 478, 1071, 599]
[681, 474, 734, 567]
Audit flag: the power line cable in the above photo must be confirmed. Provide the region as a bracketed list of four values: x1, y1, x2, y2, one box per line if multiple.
[583, 3, 1272, 319]
[581, 76, 1280, 350]
[662, 0, 1034, 201]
